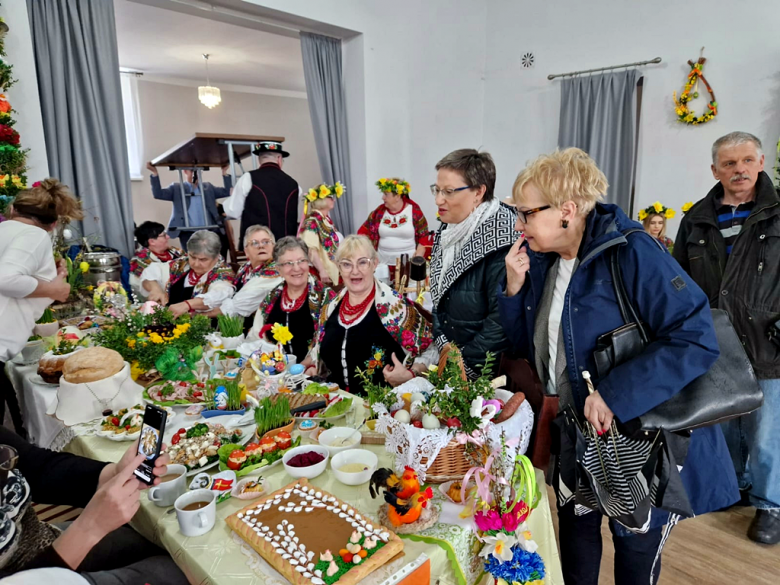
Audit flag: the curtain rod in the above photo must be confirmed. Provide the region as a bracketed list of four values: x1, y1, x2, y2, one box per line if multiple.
[548, 57, 662, 80]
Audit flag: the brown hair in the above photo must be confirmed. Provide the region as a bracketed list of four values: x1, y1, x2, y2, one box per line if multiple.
[642, 214, 667, 239]
[12, 178, 83, 225]
[435, 149, 496, 201]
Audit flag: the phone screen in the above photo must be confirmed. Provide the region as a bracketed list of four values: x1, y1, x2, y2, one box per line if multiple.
[134, 405, 167, 484]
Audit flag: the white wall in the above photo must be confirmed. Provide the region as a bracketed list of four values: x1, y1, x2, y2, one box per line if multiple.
[3, 0, 49, 181]
[241, 0, 488, 226]
[132, 78, 320, 244]
[483, 0, 780, 238]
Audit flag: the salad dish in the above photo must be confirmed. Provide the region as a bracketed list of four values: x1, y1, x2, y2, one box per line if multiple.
[167, 422, 249, 474]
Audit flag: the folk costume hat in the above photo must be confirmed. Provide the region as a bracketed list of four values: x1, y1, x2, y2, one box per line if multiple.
[252, 140, 290, 158]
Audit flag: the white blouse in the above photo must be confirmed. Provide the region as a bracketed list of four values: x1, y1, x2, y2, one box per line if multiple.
[219, 273, 283, 317]
[140, 261, 234, 309]
[377, 204, 416, 265]
[0, 221, 57, 361]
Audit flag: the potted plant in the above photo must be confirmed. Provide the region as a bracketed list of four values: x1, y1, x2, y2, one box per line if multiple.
[217, 314, 245, 349]
[202, 379, 246, 418]
[33, 307, 60, 338]
[253, 395, 293, 441]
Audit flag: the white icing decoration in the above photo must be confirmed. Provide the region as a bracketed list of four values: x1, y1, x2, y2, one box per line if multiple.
[273, 536, 281, 541]
[353, 555, 362, 565]
[312, 578, 325, 585]
[314, 502, 326, 508]
[282, 520, 289, 525]
[295, 565, 306, 573]
[285, 488, 293, 493]
[290, 559, 299, 566]
[308, 562, 315, 571]
[277, 524, 284, 532]
[293, 536, 299, 543]
[262, 526, 270, 532]
[237, 512, 244, 518]
[278, 506, 285, 512]
[282, 553, 291, 560]
[304, 572, 313, 579]
[305, 507, 313, 512]
[366, 524, 373, 531]
[380, 531, 390, 541]
[264, 536, 272, 542]
[342, 504, 348, 511]
[294, 506, 303, 513]
[308, 551, 315, 561]
[348, 509, 355, 516]
[283, 493, 291, 499]
[338, 512, 347, 518]
[326, 506, 334, 511]
[315, 491, 322, 498]
[314, 569, 322, 577]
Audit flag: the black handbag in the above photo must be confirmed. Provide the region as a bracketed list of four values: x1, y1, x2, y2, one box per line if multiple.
[592, 230, 764, 432]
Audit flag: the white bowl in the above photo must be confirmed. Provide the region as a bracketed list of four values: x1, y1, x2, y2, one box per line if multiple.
[318, 426, 362, 456]
[330, 449, 378, 486]
[282, 445, 329, 479]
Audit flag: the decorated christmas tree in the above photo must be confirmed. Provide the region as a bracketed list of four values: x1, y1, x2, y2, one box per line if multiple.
[0, 9, 29, 220]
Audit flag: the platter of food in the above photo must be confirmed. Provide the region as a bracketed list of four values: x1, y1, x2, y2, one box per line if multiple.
[218, 432, 302, 477]
[167, 421, 252, 476]
[95, 404, 175, 441]
[143, 380, 208, 406]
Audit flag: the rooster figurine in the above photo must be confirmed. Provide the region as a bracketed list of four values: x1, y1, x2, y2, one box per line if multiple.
[370, 467, 434, 527]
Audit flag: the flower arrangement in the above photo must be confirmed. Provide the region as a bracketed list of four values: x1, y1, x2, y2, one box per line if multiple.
[303, 181, 345, 214]
[464, 433, 545, 585]
[673, 54, 717, 126]
[376, 177, 410, 197]
[681, 201, 694, 214]
[638, 201, 675, 221]
[93, 306, 211, 371]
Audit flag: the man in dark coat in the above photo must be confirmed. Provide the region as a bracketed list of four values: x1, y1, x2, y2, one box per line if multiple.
[223, 141, 300, 248]
[673, 131, 780, 545]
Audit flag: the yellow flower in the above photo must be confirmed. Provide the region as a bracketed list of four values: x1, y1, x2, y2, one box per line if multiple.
[334, 182, 344, 197]
[396, 184, 404, 195]
[11, 175, 24, 188]
[653, 201, 663, 213]
[130, 361, 144, 380]
[86, 285, 94, 292]
[638, 209, 648, 221]
[379, 178, 387, 185]
[79, 261, 90, 273]
[0, 174, 7, 187]
[271, 323, 293, 345]
[136, 332, 145, 338]
[319, 185, 331, 198]
[307, 188, 318, 201]
[664, 208, 676, 219]
[685, 113, 694, 122]
[126, 339, 136, 349]
[682, 202, 693, 213]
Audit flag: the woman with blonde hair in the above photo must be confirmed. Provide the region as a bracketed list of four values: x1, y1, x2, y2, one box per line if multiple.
[638, 203, 675, 252]
[0, 179, 83, 437]
[497, 148, 737, 584]
[298, 182, 344, 285]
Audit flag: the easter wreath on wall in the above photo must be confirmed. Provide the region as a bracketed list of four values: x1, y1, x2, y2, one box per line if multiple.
[673, 48, 718, 126]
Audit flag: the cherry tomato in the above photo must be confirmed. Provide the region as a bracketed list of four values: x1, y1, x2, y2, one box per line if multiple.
[178, 428, 186, 435]
[111, 417, 120, 426]
[171, 434, 180, 445]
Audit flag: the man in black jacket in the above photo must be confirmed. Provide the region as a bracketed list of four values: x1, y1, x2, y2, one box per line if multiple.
[223, 141, 300, 248]
[673, 131, 780, 545]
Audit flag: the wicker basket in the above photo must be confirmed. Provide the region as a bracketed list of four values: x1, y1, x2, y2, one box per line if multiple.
[420, 438, 474, 483]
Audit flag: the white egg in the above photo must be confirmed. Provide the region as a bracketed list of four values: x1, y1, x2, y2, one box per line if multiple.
[62, 228, 73, 240]
[422, 414, 441, 429]
[410, 392, 426, 403]
[393, 409, 411, 424]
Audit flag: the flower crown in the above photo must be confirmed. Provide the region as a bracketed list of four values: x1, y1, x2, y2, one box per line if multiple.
[376, 177, 410, 197]
[303, 182, 345, 214]
[638, 201, 675, 221]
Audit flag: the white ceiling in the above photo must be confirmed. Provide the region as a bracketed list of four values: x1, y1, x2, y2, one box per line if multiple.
[114, 0, 306, 92]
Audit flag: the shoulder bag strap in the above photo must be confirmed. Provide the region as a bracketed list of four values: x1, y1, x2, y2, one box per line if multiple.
[609, 228, 651, 344]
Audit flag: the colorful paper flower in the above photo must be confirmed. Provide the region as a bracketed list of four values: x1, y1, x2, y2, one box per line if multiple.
[319, 184, 331, 198]
[11, 175, 24, 188]
[653, 201, 663, 213]
[334, 181, 345, 197]
[479, 533, 517, 562]
[271, 323, 293, 345]
[474, 508, 503, 532]
[664, 208, 676, 219]
[682, 201, 693, 214]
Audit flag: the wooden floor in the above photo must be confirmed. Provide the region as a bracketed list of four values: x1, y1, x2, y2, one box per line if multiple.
[547, 487, 779, 584]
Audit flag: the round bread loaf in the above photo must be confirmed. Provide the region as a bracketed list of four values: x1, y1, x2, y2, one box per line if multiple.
[62, 347, 125, 384]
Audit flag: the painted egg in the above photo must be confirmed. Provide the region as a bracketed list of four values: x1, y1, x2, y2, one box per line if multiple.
[289, 364, 305, 376]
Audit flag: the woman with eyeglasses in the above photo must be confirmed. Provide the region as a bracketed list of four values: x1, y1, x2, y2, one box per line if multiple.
[207, 225, 282, 333]
[298, 182, 343, 285]
[305, 235, 435, 395]
[246, 237, 336, 363]
[498, 148, 737, 585]
[358, 178, 429, 264]
[129, 222, 183, 297]
[430, 149, 518, 378]
[140, 230, 235, 318]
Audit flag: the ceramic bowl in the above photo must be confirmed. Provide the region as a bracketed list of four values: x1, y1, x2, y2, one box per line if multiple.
[282, 445, 329, 479]
[318, 426, 362, 456]
[330, 449, 378, 486]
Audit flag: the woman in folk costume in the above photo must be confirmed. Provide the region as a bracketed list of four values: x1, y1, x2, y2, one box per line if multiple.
[358, 178, 429, 264]
[248, 237, 336, 363]
[304, 235, 436, 396]
[297, 182, 344, 285]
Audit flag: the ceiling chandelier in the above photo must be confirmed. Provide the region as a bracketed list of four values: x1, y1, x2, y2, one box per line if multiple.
[198, 53, 221, 109]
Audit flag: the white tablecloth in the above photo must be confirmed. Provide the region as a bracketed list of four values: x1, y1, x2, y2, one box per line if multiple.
[6, 361, 72, 450]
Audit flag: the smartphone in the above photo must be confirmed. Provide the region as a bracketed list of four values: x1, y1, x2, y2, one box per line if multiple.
[134, 404, 168, 485]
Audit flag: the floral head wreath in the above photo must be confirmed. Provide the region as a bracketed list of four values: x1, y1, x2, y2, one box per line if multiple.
[303, 181, 345, 215]
[376, 177, 410, 197]
[638, 201, 675, 221]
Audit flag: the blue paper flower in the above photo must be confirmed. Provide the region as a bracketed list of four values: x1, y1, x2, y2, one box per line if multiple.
[483, 546, 546, 584]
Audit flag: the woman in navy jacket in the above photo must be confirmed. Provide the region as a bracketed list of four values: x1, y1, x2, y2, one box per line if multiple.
[498, 148, 738, 585]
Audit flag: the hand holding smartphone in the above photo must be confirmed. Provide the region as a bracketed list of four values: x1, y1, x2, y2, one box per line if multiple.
[134, 405, 168, 485]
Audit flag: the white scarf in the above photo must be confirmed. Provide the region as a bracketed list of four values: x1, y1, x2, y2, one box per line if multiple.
[439, 198, 501, 276]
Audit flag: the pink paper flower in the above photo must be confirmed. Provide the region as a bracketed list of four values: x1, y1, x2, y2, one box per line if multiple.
[474, 509, 502, 532]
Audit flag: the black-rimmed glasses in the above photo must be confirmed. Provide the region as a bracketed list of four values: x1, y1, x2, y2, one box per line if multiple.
[517, 205, 551, 224]
[430, 185, 473, 198]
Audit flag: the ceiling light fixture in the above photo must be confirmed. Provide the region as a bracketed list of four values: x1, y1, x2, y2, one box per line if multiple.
[198, 53, 221, 109]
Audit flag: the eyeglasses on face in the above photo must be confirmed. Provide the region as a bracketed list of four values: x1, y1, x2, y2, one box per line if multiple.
[279, 258, 309, 270]
[247, 239, 273, 249]
[151, 232, 169, 240]
[429, 185, 473, 199]
[517, 205, 552, 224]
[338, 258, 373, 272]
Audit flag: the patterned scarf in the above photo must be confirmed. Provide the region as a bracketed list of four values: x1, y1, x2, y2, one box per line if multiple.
[235, 259, 279, 287]
[130, 246, 183, 277]
[300, 210, 339, 263]
[167, 256, 235, 295]
[438, 198, 500, 277]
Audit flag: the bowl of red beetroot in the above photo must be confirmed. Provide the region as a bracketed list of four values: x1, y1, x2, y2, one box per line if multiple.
[282, 444, 330, 479]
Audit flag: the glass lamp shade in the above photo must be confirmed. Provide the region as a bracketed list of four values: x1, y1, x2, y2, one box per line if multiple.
[198, 85, 222, 109]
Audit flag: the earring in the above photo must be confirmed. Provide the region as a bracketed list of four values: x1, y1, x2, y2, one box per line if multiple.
[562, 220, 569, 229]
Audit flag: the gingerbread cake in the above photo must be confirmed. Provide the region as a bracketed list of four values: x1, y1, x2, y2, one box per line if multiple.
[226, 479, 403, 585]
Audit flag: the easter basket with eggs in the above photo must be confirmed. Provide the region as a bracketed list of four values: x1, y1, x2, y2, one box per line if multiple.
[367, 346, 534, 483]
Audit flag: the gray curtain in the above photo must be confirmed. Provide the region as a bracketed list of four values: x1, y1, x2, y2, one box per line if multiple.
[27, 0, 134, 258]
[558, 69, 639, 214]
[300, 32, 353, 234]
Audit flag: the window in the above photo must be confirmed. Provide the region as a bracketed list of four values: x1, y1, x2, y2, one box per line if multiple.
[120, 73, 144, 180]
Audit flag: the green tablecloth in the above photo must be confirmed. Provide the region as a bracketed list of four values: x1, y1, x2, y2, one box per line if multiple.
[65, 422, 563, 585]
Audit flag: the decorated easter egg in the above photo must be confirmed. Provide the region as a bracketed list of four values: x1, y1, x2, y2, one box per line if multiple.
[289, 364, 305, 376]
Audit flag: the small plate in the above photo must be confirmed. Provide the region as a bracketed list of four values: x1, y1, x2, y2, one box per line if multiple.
[94, 407, 174, 441]
[231, 477, 266, 500]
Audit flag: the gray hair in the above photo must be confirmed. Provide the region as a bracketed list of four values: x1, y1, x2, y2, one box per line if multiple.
[186, 230, 221, 258]
[273, 236, 309, 262]
[712, 132, 763, 165]
[243, 224, 275, 248]
[435, 149, 496, 201]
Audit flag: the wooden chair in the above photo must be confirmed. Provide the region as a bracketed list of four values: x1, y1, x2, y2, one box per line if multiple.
[224, 219, 246, 272]
[498, 353, 559, 471]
